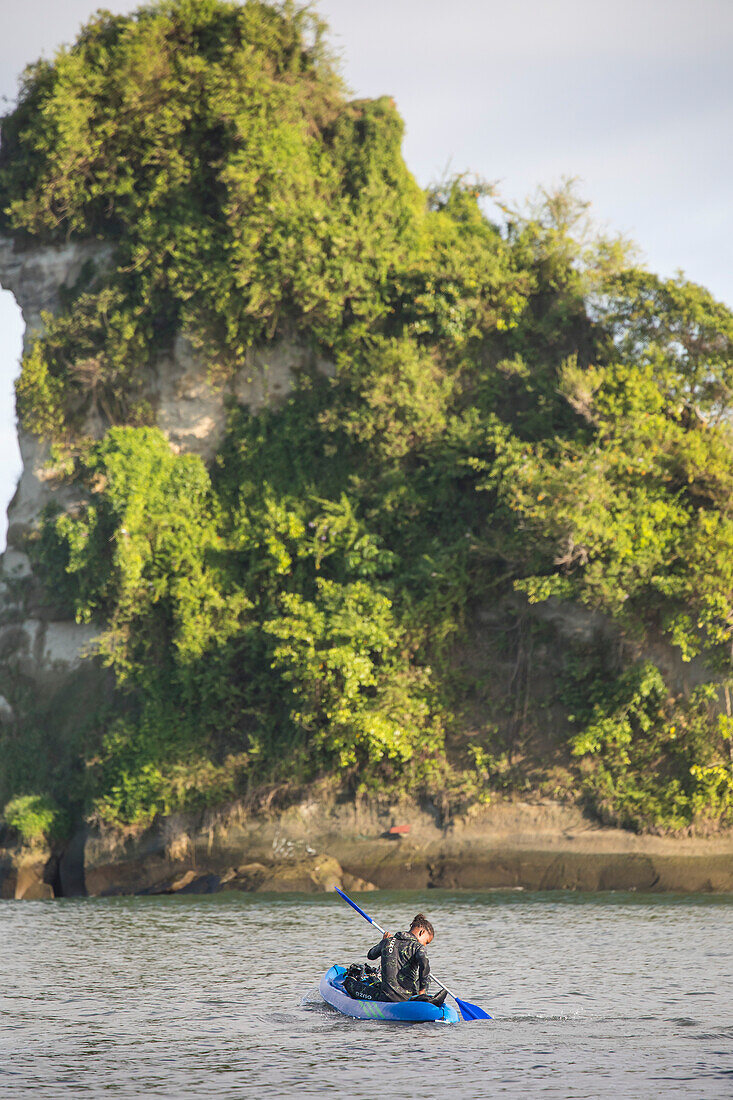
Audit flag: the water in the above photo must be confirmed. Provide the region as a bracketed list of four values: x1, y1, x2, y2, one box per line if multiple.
[1, 890, 733, 1098]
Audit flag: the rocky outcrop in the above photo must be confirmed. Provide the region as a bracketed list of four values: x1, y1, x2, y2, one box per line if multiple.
[0, 236, 334, 695]
[522, 596, 720, 698]
[0, 243, 726, 890]
[136, 855, 358, 897]
[2, 797, 730, 900]
[0, 238, 115, 343]
[0, 239, 115, 551]
[0, 841, 56, 900]
[0, 238, 115, 696]
[155, 330, 333, 462]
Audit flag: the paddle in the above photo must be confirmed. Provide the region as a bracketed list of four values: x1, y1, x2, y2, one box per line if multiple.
[333, 886, 492, 1021]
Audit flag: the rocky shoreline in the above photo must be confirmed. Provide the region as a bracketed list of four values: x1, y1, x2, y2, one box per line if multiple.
[2, 798, 733, 900]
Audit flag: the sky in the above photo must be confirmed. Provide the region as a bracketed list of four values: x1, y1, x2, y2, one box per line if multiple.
[1, 0, 732, 548]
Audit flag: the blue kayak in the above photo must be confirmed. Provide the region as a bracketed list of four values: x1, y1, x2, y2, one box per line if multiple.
[319, 965, 460, 1023]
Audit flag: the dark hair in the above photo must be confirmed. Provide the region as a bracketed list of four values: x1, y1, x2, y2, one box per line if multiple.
[410, 913, 434, 937]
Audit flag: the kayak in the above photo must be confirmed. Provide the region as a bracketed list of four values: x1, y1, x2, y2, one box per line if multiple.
[319, 964, 460, 1023]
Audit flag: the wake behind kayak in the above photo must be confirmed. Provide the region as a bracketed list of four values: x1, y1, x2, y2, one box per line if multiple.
[319, 965, 460, 1023]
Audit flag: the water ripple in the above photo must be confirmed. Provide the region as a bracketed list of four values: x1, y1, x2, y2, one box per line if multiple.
[1, 889, 733, 1098]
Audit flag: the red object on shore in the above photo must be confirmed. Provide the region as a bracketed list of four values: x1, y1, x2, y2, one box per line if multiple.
[388, 825, 411, 835]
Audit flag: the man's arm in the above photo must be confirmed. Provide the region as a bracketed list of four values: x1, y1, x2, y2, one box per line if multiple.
[416, 945, 431, 993]
[366, 932, 390, 961]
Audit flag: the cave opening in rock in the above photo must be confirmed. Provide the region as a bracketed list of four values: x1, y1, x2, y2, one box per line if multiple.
[44, 852, 63, 899]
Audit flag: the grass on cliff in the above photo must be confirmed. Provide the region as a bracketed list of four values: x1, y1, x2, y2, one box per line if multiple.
[1, 0, 733, 840]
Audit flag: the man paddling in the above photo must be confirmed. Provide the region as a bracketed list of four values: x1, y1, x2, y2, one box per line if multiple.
[367, 913, 447, 1006]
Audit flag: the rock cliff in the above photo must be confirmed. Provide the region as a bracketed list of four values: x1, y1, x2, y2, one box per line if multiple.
[0, 235, 332, 692]
[0, 238, 113, 689]
[0, 235, 727, 898]
[1, 233, 728, 898]
[1, 0, 732, 891]
[4, 795, 733, 900]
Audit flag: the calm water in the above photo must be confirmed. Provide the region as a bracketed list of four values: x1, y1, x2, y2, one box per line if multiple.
[1, 889, 733, 1097]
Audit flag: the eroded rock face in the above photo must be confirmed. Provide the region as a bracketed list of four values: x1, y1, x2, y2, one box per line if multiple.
[154, 330, 334, 461]
[135, 856, 351, 897]
[0, 238, 116, 694]
[0, 236, 115, 555]
[0, 842, 56, 900]
[5, 794, 733, 899]
[0, 618, 100, 679]
[0, 237, 115, 346]
[0, 236, 333, 694]
[68, 797, 733, 898]
[83, 819, 370, 898]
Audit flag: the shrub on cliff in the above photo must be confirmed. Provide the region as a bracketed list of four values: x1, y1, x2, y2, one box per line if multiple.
[31, 418, 448, 823]
[2, 794, 69, 845]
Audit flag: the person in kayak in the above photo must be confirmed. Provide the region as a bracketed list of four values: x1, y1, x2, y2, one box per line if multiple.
[366, 913, 446, 1005]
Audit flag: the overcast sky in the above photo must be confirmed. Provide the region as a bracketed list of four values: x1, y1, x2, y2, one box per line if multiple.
[1, 0, 733, 547]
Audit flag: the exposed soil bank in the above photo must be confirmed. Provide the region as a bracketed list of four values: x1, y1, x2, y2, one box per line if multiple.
[2, 798, 733, 899]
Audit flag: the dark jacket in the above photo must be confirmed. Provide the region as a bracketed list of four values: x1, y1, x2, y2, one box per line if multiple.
[367, 931, 430, 1002]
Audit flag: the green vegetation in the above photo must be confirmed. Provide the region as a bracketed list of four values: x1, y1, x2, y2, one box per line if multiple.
[2, 794, 69, 845]
[561, 656, 733, 833]
[1, 0, 733, 837]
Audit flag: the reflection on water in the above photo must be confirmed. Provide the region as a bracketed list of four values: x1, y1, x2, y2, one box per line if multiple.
[1, 890, 733, 1098]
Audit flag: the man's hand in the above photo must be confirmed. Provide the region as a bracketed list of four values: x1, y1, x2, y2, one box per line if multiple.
[383, 930, 392, 938]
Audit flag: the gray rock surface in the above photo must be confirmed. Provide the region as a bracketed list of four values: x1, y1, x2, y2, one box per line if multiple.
[70, 797, 733, 898]
[3, 796, 733, 898]
[0, 236, 334, 697]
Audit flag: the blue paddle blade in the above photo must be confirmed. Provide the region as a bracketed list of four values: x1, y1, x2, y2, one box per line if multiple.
[455, 998, 492, 1022]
